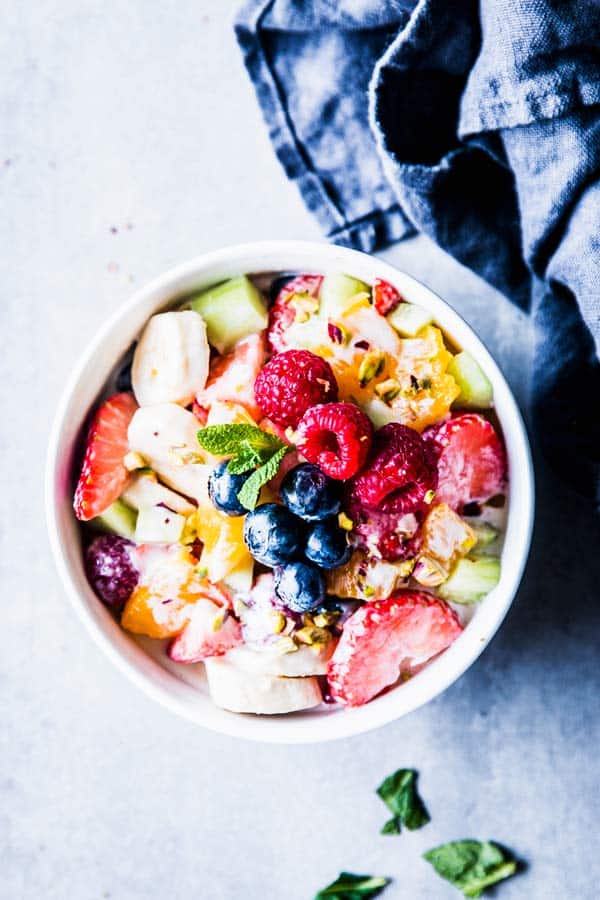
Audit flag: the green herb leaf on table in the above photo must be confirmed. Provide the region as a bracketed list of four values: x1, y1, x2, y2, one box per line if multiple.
[376, 769, 430, 834]
[196, 424, 291, 511]
[314, 872, 390, 900]
[423, 840, 518, 898]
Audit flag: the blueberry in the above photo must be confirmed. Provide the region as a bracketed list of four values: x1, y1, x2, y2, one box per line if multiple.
[280, 463, 342, 522]
[208, 460, 248, 516]
[85, 535, 139, 609]
[274, 561, 325, 613]
[305, 521, 352, 569]
[243, 503, 304, 566]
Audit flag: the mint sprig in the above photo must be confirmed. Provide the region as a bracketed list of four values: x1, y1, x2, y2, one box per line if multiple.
[376, 768, 430, 834]
[314, 872, 390, 900]
[423, 841, 518, 898]
[196, 424, 292, 511]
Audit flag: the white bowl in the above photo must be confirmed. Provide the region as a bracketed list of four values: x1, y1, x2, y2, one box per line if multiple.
[46, 240, 534, 743]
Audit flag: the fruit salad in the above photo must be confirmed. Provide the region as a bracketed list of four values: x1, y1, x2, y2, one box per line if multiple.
[73, 272, 507, 714]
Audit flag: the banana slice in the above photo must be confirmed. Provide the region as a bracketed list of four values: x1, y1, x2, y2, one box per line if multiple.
[226, 643, 335, 677]
[204, 658, 322, 715]
[121, 471, 195, 515]
[132, 311, 210, 406]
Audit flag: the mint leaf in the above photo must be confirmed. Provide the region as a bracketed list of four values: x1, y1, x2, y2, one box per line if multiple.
[237, 446, 289, 511]
[376, 769, 429, 833]
[380, 818, 401, 836]
[226, 449, 263, 475]
[196, 424, 285, 456]
[314, 872, 390, 900]
[423, 841, 518, 897]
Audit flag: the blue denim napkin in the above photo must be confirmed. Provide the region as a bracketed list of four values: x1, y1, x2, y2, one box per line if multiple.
[235, 0, 600, 501]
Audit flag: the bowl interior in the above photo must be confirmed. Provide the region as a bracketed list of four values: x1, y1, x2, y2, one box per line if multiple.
[46, 241, 534, 743]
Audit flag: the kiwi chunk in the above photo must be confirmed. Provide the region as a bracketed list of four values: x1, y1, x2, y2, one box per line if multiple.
[439, 557, 501, 604]
[447, 350, 493, 409]
[90, 498, 137, 539]
[386, 302, 433, 337]
[189, 276, 268, 354]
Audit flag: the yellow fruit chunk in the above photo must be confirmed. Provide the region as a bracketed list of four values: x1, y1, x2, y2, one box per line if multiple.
[190, 506, 252, 583]
[414, 503, 477, 588]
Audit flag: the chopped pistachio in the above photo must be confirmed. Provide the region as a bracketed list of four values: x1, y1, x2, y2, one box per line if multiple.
[395, 558, 416, 578]
[340, 292, 371, 316]
[289, 292, 319, 322]
[123, 451, 147, 471]
[167, 445, 204, 466]
[211, 608, 228, 632]
[268, 610, 286, 634]
[295, 625, 331, 646]
[413, 556, 447, 587]
[195, 565, 208, 579]
[313, 610, 341, 628]
[232, 597, 248, 618]
[338, 512, 354, 532]
[273, 635, 299, 654]
[358, 350, 387, 387]
[327, 320, 352, 345]
[375, 378, 402, 403]
[424, 489, 436, 505]
[363, 584, 376, 598]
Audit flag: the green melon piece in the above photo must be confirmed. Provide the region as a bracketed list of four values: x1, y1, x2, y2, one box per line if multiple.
[470, 521, 500, 553]
[319, 273, 370, 318]
[189, 276, 268, 354]
[438, 557, 501, 604]
[447, 350, 493, 409]
[90, 499, 137, 539]
[386, 302, 433, 337]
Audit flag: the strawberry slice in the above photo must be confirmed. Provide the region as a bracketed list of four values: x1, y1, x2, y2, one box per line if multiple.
[267, 274, 323, 353]
[372, 277, 402, 316]
[328, 591, 462, 706]
[73, 392, 137, 521]
[196, 332, 266, 420]
[168, 598, 242, 663]
[424, 413, 506, 511]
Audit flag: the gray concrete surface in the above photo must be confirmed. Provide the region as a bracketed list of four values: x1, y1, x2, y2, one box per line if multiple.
[2, 3, 599, 898]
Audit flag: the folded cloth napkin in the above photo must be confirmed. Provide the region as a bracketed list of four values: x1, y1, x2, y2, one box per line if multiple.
[235, 0, 600, 502]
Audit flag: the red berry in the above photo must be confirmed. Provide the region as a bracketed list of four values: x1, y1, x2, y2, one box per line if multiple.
[327, 591, 463, 706]
[255, 349, 338, 429]
[372, 278, 402, 316]
[295, 402, 372, 480]
[74, 392, 137, 521]
[267, 274, 323, 353]
[423, 413, 506, 511]
[349, 423, 437, 516]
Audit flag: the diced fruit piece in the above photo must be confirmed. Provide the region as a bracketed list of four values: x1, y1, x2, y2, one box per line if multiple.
[254, 349, 338, 429]
[121, 471, 195, 515]
[373, 277, 402, 316]
[134, 505, 186, 544]
[222, 555, 254, 594]
[361, 397, 402, 429]
[387, 302, 433, 337]
[188, 506, 252, 582]
[85, 535, 140, 609]
[295, 402, 373, 480]
[74, 392, 138, 521]
[267, 273, 323, 353]
[274, 561, 326, 612]
[326, 550, 414, 601]
[196, 332, 266, 420]
[469, 521, 500, 553]
[319, 273, 370, 318]
[243, 503, 304, 567]
[206, 400, 255, 427]
[153, 463, 211, 507]
[189, 276, 268, 354]
[418, 503, 477, 576]
[348, 423, 437, 516]
[280, 463, 343, 522]
[204, 657, 323, 714]
[342, 306, 401, 356]
[90, 498, 137, 539]
[121, 545, 211, 638]
[327, 592, 463, 706]
[447, 350, 493, 409]
[423, 413, 506, 510]
[208, 460, 248, 517]
[131, 311, 209, 406]
[227, 643, 334, 677]
[276, 317, 329, 353]
[305, 521, 352, 569]
[127, 403, 203, 471]
[168, 600, 242, 663]
[438, 556, 501, 604]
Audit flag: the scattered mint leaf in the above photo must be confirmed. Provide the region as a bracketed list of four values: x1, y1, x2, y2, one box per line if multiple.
[237, 446, 290, 511]
[423, 840, 517, 898]
[376, 769, 430, 833]
[314, 872, 390, 900]
[380, 818, 401, 836]
[196, 423, 285, 457]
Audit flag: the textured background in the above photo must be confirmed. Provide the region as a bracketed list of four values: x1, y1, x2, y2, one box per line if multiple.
[3, 3, 600, 899]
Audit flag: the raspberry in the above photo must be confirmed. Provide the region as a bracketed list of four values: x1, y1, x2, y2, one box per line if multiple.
[372, 277, 402, 316]
[267, 274, 323, 352]
[423, 413, 506, 511]
[254, 349, 338, 429]
[327, 591, 463, 706]
[295, 402, 373, 480]
[349, 423, 437, 516]
[85, 535, 140, 609]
